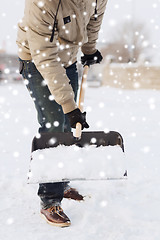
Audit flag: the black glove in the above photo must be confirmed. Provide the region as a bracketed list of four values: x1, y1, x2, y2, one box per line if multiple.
[81, 50, 103, 66]
[67, 108, 89, 129]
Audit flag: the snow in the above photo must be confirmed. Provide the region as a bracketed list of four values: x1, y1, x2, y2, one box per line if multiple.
[0, 82, 160, 239]
[29, 145, 126, 183]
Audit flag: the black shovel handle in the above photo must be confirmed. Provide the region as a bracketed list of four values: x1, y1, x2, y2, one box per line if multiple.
[75, 65, 89, 139]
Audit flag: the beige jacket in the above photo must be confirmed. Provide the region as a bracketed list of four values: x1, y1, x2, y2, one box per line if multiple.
[17, 0, 108, 113]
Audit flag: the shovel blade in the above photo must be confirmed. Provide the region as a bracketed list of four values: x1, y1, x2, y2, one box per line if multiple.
[28, 131, 126, 184]
[28, 144, 127, 184]
[32, 131, 124, 152]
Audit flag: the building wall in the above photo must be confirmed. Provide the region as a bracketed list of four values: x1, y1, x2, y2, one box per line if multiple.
[102, 64, 160, 90]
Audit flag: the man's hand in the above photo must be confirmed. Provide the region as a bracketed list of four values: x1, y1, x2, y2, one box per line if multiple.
[67, 108, 89, 129]
[81, 50, 103, 66]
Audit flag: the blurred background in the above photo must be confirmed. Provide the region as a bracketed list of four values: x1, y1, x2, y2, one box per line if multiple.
[1, 2, 160, 237]
[0, 0, 160, 88]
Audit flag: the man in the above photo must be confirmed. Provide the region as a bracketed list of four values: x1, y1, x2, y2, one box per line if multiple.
[17, 0, 108, 227]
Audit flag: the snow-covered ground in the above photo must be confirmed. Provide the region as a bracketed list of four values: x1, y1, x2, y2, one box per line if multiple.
[0, 81, 160, 240]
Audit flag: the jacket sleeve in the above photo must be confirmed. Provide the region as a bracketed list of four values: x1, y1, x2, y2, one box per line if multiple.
[81, 0, 108, 55]
[26, 1, 77, 114]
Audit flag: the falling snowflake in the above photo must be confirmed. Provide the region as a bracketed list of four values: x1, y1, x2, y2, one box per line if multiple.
[38, 1, 44, 8]
[54, 121, 59, 127]
[45, 122, 51, 128]
[48, 138, 56, 145]
[6, 218, 14, 225]
[58, 162, 64, 168]
[13, 152, 20, 158]
[100, 201, 108, 207]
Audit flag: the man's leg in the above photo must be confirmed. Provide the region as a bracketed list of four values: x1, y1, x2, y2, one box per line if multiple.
[20, 59, 78, 208]
[20, 59, 66, 208]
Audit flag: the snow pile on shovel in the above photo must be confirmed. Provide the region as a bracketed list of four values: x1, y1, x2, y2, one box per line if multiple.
[28, 145, 126, 183]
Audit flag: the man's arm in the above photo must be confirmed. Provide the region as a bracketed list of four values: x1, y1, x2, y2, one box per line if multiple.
[81, 0, 108, 55]
[26, 1, 77, 114]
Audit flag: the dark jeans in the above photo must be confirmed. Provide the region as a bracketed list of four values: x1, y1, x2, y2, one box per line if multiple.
[19, 59, 78, 208]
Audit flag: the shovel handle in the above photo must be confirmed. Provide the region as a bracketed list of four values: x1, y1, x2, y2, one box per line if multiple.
[75, 65, 89, 139]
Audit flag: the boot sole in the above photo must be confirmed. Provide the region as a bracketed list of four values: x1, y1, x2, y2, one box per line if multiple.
[64, 197, 83, 201]
[40, 213, 71, 228]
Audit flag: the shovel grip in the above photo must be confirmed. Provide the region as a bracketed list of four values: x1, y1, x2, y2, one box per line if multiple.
[75, 122, 82, 139]
[75, 65, 89, 139]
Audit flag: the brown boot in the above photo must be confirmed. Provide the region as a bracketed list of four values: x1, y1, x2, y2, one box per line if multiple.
[40, 206, 71, 227]
[64, 187, 84, 201]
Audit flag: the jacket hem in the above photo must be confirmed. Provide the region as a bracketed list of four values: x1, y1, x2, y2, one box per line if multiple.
[18, 51, 32, 61]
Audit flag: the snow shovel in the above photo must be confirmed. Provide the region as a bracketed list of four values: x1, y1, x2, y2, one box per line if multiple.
[28, 66, 127, 183]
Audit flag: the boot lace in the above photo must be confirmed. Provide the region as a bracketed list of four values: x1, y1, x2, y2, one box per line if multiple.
[49, 206, 62, 214]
